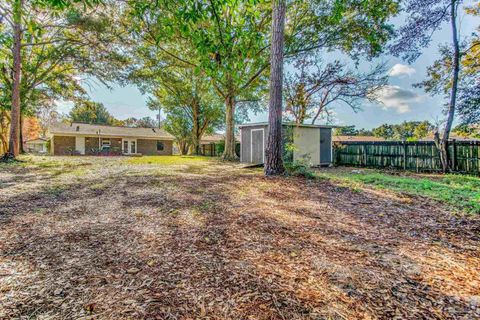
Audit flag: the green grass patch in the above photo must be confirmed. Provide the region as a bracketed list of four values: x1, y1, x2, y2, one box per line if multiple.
[126, 155, 215, 166]
[318, 169, 480, 214]
[44, 185, 68, 197]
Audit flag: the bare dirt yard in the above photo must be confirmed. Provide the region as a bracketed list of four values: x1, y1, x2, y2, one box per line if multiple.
[1, 156, 479, 319]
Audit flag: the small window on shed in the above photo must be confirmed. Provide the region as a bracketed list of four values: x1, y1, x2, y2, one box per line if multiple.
[157, 141, 164, 151]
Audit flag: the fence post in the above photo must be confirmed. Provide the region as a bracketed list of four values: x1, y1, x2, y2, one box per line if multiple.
[452, 139, 457, 171]
[403, 142, 407, 170]
[415, 143, 419, 173]
[363, 144, 368, 166]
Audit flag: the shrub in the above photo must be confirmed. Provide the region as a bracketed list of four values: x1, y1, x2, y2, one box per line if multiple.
[284, 156, 315, 179]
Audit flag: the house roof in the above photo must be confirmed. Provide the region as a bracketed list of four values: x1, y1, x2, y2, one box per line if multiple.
[25, 138, 48, 143]
[238, 122, 338, 129]
[49, 122, 225, 142]
[50, 122, 174, 139]
[333, 135, 386, 142]
[200, 134, 226, 143]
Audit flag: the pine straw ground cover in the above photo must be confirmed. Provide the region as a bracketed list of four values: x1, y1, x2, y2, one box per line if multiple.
[0, 156, 479, 319]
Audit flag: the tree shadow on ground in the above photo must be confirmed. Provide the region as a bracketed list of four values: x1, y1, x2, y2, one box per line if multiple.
[1, 164, 479, 319]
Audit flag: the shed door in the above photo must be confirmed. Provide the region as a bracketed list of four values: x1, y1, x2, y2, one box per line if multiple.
[251, 129, 264, 164]
[320, 128, 332, 164]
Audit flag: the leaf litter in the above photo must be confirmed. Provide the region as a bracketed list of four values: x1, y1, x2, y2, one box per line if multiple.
[0, 156, 479, 319]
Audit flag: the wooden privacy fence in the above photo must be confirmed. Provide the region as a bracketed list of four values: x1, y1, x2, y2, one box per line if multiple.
[334, 140, 480, 175]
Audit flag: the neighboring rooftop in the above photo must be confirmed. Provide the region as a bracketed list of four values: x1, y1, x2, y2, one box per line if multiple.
[200, 133, 227, 143]
[24, 137, 49, 143]
[333, 135, 386, 142]
[419, 134, 480, 142]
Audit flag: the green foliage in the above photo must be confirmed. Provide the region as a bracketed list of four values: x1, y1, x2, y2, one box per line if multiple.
[320, 169, 480, 214]
[372, 124, 394, 139]
[36, 0, 103, 9]
[287, 0, 398, 58]
[453, 124, 480, 139]
[334, 125, 372, 136]
[284, 156, 315, 179]
[215, 140, 225, 155]
[123, 117, 158, 128]
[126, 0, 399, 158]
[282, 125, 295, 162]
[334, 125, 358, 136]
[372, 121, 433, 141]
[127, 155, 213, 166]
[68, 100, 118, 125]
[411, 5, 479, 127]
[0, 0, 125, 118]
[126, 27, 225, 154]
[126, 0, 271, 158]
[163, 111, 193, 155]
[211, 140, 239, 157]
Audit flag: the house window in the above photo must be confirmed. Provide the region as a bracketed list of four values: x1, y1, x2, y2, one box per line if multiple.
[157, 141, 164, 151]
[101, 138, 111, 150]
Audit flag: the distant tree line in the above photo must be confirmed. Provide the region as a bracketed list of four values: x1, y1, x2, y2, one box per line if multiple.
[334, 121, 433, 141]
[335, 121, 480, 141]
[67, 100, 159, 129]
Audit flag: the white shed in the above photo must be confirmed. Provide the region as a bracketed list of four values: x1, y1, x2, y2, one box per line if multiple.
[239, 122, 334, 166]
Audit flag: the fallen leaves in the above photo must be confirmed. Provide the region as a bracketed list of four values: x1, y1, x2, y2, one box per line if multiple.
[0, 156, 479, 319]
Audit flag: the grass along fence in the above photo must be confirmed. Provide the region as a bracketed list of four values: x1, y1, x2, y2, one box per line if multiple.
[334, 140, 480, 175]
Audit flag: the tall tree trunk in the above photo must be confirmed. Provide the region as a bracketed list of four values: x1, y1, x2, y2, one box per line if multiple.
[178, 140, 188, 155]
[191, 99, 200, 155]
[264, 0, 286, 176]
[8, 0, 23, 157]
[438, 0, 460, 172]
[222, 94, 237, 160]
[19, 112, 24, 154]
[0, 111, 9, 154]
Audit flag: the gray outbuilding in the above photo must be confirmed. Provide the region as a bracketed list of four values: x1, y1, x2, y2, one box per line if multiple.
[239, 122, 335, 166]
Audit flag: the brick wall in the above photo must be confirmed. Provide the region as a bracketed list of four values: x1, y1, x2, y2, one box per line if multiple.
[53, 136, 173, 156]
[85, 137, 100, 155]
[110, 138, 122, 155]
[53, 136, 75, 155]
[137, 139, 173, 155]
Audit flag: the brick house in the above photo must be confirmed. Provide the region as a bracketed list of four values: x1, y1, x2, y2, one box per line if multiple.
[49, 122, 221, 156]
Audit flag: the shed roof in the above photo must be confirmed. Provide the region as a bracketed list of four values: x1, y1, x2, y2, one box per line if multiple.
[238, 122, 338, 129]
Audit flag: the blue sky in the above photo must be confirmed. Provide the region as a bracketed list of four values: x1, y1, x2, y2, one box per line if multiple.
[57, 6, 479, 130]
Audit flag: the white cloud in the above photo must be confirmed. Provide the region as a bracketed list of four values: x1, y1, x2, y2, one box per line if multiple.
[373, 85, 424, 114]
[73, 75, 83, 83]
[388, 63, 416, 77]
